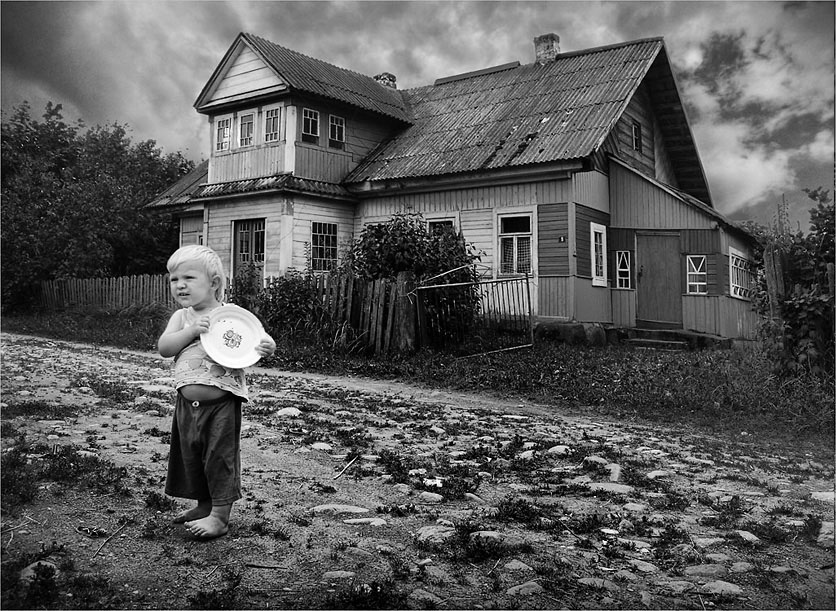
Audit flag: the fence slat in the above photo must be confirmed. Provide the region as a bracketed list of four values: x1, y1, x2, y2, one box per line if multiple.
[37, 274, 170, 311]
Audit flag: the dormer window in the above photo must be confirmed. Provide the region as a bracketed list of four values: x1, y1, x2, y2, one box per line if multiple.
[302, 108, 319, 144]
[264, 107, 281, 142]
[329, 115, 345, 149]
[239, 113, 254, 147]
[216, 117, 231, 152]
[631, 121, 642, 153]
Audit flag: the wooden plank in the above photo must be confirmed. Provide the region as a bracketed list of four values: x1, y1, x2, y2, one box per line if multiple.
[384, 282, 396, 353]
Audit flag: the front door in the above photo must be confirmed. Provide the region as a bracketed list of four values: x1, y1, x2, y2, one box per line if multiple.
[636, 233, 682, 328]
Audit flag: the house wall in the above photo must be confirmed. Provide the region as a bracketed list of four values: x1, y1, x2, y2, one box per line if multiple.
[206, 45, 284, 106]
[289, 197, 356, 271]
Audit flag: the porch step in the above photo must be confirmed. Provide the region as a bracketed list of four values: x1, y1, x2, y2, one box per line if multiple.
[623, 338, 690, 351]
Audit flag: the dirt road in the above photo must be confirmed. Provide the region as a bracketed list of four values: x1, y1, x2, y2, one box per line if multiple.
[1, 332, 834, 609]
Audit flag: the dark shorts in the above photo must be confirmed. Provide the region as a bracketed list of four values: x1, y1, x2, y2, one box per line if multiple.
[165, 391, 243, 505]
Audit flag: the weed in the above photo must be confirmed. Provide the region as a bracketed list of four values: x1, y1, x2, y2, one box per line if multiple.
[376, 503, 417, 516]
[1, 400, 78, 421]
[0, 434, 39, 511]
[701, 495, 749, 528]
[324, 579, 407, 609]
[187, 566, 242, 610]
[145, 491, 177, 512]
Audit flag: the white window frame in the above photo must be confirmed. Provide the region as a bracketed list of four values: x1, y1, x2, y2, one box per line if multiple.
[590, 222, 607, 287]
[615, 250, 631, 289]
[687, 255, 708, 294]
[729, 247, 753, 300]
[498, 213, 532, 276]
[328, 115, 345, 149]
[264, 106, 281, 143]
[302, 108, 319, 143]
[215, 115, 232, 152]
[233, 219, 266, 277]
[238, 111, 255, 147]
[311, 221, 338, 272]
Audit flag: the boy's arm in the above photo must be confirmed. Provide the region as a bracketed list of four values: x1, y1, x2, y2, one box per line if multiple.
[256, 333, 276, 358]
[158, 310, 210, 358]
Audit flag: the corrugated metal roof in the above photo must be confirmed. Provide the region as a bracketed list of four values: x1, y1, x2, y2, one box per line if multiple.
[145, 160, 209, 209]
[243, 33, 411, 123]
[193, 173, 353, 200]
[345, 38, 664, 183]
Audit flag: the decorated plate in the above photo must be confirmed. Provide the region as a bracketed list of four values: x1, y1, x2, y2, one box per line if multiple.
[200, 305, 265, 369]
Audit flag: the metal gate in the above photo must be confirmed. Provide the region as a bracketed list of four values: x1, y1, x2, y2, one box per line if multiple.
[416, 274, 533, 357]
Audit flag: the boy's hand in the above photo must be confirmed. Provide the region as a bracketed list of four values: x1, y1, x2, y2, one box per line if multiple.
[256, 334, 276, 358]
[190, 315, 211, 338]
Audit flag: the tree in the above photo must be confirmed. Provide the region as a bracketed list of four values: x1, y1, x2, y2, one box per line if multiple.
[1, 102, 194, 311]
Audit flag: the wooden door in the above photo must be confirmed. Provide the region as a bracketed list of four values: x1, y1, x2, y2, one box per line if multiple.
[636, 233, 682, 327]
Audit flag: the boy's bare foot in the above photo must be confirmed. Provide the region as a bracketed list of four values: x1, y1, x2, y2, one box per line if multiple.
[184, 504, 232, 539]
[184, 515, 229, 539]
[173, 501, 211, 524]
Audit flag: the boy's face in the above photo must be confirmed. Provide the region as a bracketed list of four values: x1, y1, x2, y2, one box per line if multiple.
[169, 263, 220, 310]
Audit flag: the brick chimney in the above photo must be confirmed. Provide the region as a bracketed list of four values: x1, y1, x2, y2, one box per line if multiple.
[534, 33, 560, 63]
[374, 72, 397, 89]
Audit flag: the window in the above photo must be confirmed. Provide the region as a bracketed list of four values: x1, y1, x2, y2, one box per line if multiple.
[729, 247, 753, 299]
[239, 113, 254, 147]
[234, 219, 265, 275]
[631, 121, 642, 153]
[428, 219, 455, 234]
[329, 115, 345, 149]
[264, 108, 281, 142]
[311, 222, 338, 272]
[215, 117, 231, 152]
[499, 215, 531, 275]
[590, 222, 607, 287]
[302, 108, 319, 144]
[615, 250, 631, 289]
[687, 255, 708, 294]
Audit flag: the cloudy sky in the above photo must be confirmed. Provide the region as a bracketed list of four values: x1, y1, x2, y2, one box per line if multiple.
[2, 0, 833, 228]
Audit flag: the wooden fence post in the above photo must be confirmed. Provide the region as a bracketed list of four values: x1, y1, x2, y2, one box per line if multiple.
[395, 272, 417, 352]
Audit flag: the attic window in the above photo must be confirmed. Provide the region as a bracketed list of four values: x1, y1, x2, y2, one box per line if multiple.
[329, 115, 345, 149]
[264, 108, 281, 142]
[631, 121, 642, 153]
[239, 113, 254, 147]
[302, 108, 319, 144]
[216, 117, 231, 152]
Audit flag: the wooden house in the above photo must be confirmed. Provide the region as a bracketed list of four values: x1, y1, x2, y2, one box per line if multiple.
[148, 32, 759, 340]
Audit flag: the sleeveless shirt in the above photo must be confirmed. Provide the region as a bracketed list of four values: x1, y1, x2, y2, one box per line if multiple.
[172, 306, 248, 401]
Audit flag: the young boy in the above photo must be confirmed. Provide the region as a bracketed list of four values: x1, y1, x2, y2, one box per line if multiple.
[159, 245, 275, 539]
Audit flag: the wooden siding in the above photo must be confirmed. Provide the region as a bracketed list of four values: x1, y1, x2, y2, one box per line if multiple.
[290, 197, 356, 270]
[682, 295, 758, 339]
[295, 144, 352, 182]
[538, 276, 572, 318]
[212, 143, 286, 182]
[208, 46, 284, 104]
[575, 204, 610, 278]
[537, 203, 569, 275]
[614, 83, 655, 177]
[573, 171, 609, 213]
[461, 208, 495, 271]
[575, 280, 612, 323]
[652, 106, 677, 186]
[205, 195, 290, 279]
[610, 162, 716, 229]
[611, 288, 636, 327]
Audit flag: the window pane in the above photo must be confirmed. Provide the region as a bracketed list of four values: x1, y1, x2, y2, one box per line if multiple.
[216, 118, 230, 151]
[516, 237, 531, 273]
[239, 114, 254, 146]
[265, 108, 280, 142]
[500, 237, 515, 274]
[311, 222, 338, 271]
[501, 216, 530, 234]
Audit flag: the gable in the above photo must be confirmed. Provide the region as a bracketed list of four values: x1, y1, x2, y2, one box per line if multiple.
[198, 40, 287, 110]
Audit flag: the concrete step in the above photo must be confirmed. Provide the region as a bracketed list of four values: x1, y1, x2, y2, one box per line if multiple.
[623, 338, 690, 351]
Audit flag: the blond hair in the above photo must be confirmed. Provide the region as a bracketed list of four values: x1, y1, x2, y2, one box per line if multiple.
[166, 245, 226, 301]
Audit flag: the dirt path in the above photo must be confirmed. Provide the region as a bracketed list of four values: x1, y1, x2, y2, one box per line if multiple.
[1, 332, 834, 610]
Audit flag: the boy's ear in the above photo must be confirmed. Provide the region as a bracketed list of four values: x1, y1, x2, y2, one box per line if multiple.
[211, 275, 222, 291]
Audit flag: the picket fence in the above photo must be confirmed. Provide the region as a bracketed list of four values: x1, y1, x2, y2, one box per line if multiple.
[36, 272, 415, 354]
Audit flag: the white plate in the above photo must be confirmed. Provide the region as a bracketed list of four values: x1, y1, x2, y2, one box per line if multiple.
[200, 305, 265, 369]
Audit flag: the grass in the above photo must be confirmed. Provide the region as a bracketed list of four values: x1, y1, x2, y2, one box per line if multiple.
[3, 308, 834, 446]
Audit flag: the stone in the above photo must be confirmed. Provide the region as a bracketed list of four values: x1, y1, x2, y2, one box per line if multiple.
[646, 470, 671, 480]
[811, 491, 835, 503]
[464, 493, 486, 504]
[629, 559, 659, 573]
[343, 517, 386, 527]
[623, 502, 646, 513]
[583, 455, 609, 468]
[817, 521, 834, 548]
[684, 564, 728, 578]
[406, 588, 444, 609]
[506, 580, 544, 596]
[654, 580, 695, 595]
[613, 569, 638, 582]
[470, 530, 503, 545]
[588, 482, 634, 494]
[416, 491, 443, 504]
[547, 445, 571, 456]
[693, 537, 725, 549]
[275, 407, 302, 417]
[323, 570, 355, 580]
[311, 504, 369, 515]
[730, 562, 754, 573]
[504, 559, 534, 572]
[705, 553, 732, 563]
[19, 560, 58, 585]
[393, 483, 411, 494]
[735, 530, 761, 544]
[606, 463, 622, 481]
[701, 580, 743, 596]
[415, 525, 456, 545]
[517, 450, 536, 460]
[310, 442, 332, 451]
